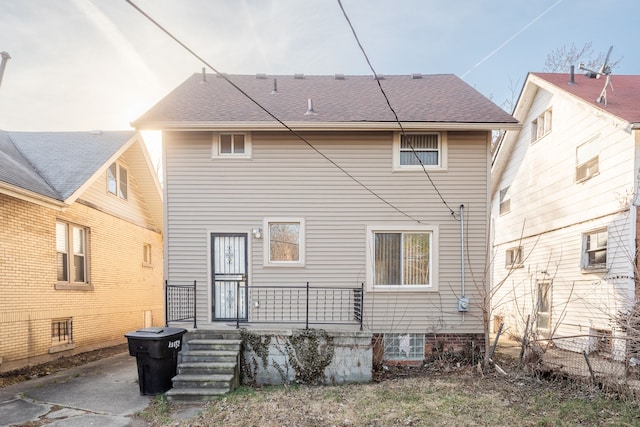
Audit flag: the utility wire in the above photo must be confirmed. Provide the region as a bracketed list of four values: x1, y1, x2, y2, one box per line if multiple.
[337, 0, 458, 219]
[125, 0, 422, 224]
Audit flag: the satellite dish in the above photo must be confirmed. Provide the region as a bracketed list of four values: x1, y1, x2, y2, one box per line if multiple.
[578, 45, 614, 105]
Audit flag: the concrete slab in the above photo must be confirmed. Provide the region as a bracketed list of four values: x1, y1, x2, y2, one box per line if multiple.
[24, 352, 150, 416]
[46, 413, 133, 426]
[46, 407, 87, 419]
[0, 398, 50, 427]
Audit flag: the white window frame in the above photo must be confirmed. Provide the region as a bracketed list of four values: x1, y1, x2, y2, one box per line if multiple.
[531, 108, 552, 143]
[107, 161, 128, 200]
[575, 135, 600, 183]
[499, 186, 511, 215]
[366, 225, 439, 292]
[212, 132, 252, 159]
[505, 246, 523, 269]
[536, 281, 551, 333]
[582, 228, 607, 272]
[392, 132, 447, 171]
[263, 218, 305, 267]
[56, 221, 90, 289]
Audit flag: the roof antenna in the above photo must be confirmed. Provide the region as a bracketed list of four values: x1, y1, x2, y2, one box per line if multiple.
[0, 51, 11, 90]
[304, 98, 317, 115]
[578, 45, 614, 105]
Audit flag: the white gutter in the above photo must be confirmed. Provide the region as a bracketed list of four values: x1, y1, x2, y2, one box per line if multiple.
[134, 121, 521, 132]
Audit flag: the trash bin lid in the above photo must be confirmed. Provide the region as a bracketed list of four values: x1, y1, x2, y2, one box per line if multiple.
[125, 327, 186, 339]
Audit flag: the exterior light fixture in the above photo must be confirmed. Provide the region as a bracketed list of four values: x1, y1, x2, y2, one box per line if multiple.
[252, 227, 262, 239]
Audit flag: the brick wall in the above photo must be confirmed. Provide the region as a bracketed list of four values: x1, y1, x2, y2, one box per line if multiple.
[0, 193, 163, 371]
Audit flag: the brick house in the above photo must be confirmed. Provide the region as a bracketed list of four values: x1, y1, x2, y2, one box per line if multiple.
[0, 130, 163, 371]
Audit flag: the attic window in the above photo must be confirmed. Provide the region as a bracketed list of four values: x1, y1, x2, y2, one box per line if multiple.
[212, 133, 252, 159]
[499, 186, 511, 215]
[107, 162, 128, 200]
[531, 108, 552, 143]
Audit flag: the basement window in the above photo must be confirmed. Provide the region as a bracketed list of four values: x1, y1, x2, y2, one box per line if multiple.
[50, 318, 75, 353]
[384, 333, 425, 360]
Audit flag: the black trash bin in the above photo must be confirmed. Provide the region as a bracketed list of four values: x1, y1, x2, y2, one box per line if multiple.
[124, 327, 186, 395]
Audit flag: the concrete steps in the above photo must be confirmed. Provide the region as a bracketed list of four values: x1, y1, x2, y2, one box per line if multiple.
[166, 333, 242, 402]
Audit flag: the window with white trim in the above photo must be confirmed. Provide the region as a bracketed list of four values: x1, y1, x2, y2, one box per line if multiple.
[505, 246, 523, 268]
[576, 136, 600, 183]
[367, 225, 438, 291]
[582, 229, 607, 271]
[531, 108, 552, 143]
[56, 221, 89, 284]
[499, 186, 511, 215]
[393, 132, 447, 170]
[143, 243, 152, 266]
[107, 162, 128, 200]
[264, 218, 305, 266]
[536, 281, 551, 331]
[212, 133, 252, 158]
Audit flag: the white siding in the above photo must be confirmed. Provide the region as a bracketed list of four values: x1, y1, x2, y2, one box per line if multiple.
[166, 130, 492, 334]
[492, 83, 636, 349]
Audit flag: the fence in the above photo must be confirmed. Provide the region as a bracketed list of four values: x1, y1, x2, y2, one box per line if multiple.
[165, 281, 197, 328]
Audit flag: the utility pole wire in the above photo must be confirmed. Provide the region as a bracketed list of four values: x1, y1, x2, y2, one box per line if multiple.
[125, 0, 422, 223]
[337, 0, 457, 218]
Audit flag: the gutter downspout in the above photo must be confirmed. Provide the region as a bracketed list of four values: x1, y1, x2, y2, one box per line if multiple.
[458, 204, 469, 313]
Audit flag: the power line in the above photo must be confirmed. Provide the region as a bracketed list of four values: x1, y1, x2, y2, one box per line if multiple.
[336, 0, 458, 218]
[125, 0, 422, 223]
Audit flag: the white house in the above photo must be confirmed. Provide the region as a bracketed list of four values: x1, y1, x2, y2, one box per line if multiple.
[491, 72, 640, 360]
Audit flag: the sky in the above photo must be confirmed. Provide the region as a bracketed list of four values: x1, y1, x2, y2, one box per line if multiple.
[0, 0, 638, 146]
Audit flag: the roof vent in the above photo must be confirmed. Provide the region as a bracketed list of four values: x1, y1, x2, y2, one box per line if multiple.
[271, 78, 278, 94]
[90, 130, 103, 135]
[334, 74, 345, 80]
[568, 65, 575, 85]
[304, 98, 317, 116]
[374, 74, 385, 80]
[256, 73, 267, 79]
[411, 73, 423, 79]
[294, 73, 304, 79]
[200, 67, 207, 84]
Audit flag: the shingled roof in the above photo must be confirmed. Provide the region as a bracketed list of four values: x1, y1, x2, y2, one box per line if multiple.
[133, 73, 517, 129]
[531, 73, 640, 124]
[0, 130, 134, 202]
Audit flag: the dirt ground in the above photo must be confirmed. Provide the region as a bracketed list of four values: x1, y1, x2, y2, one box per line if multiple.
[0, 344, 128, 388]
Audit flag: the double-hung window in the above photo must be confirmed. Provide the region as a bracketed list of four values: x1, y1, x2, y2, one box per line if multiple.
[393, 132, 447, 171]
[212, 133, 252, 158]
[582, 229, 607, 271]
[107, 162, 128, 200]
[575, 136, 600, 183]
[499, 186, 511, 215]
[367, 226, 438, 291]
[531, 108, 552, 143]
[56, 221, 89, 286]
[505, 246, 523, 268]
[264, 218, 305, 266]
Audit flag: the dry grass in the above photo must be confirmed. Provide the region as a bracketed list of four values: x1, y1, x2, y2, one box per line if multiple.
[146, 364, 640, 427]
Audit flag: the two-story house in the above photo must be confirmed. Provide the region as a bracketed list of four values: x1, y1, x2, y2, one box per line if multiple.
[134, 72, 517, 364]
[491, 72, 640, 360]
[0, 130, 163, 371]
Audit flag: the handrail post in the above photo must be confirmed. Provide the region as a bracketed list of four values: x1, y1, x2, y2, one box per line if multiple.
[360, 282, 364, 331]
[193, 280, 197, 329]
[236, 280, 240, 329]
[164, 280, 169, 327]
[305, 282, 310, 330]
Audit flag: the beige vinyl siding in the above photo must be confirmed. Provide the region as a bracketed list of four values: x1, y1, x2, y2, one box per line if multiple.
[165, 130, 490, 333]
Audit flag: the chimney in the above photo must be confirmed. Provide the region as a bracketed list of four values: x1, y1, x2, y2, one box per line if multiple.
[568, 65, 575, 85]
[0, 51, 11, 89]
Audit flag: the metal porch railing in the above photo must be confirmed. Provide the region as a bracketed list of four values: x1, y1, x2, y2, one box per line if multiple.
[165, 281, 363, 330]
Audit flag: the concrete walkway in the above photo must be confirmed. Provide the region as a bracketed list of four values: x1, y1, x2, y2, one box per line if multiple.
[0, 351, 152, 427]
